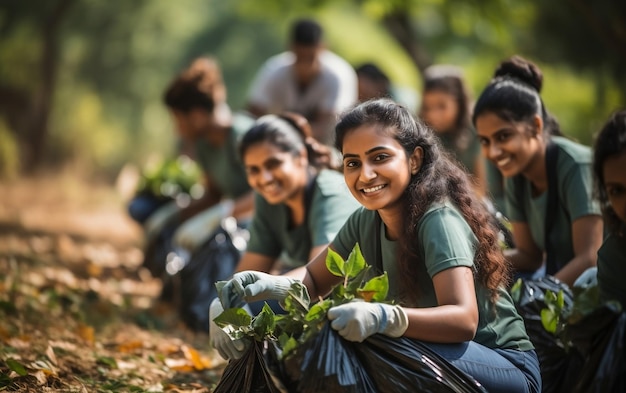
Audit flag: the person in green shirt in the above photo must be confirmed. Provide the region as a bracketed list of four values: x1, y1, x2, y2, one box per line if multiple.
[473, 55, 603, 287]
[213, 99, 540, 393]
[208, 112, 360, 319]
[592, 109, 626, 307]
[418, 65, 487, 198]
[144, 57, 256, 253]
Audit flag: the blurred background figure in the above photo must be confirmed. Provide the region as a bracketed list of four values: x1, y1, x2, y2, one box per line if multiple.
[141, 57, 256, 331]
[591, 109, 626, 306]
[419, 65, 486, 197]
[355, 62, 419, 110]
[355, 62, 392, 101]
[246, 18, 357, 146]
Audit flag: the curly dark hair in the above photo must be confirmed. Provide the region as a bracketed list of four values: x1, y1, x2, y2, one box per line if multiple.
[336, 99, 509, 303]
[163, 57, 226, 113]
[593, 109, 626, 236]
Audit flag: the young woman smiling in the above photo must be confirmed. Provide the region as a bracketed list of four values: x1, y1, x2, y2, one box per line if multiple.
[208, 113, 360, 358]
[473, 56, 603, 287]
[213, 99, 540, 393]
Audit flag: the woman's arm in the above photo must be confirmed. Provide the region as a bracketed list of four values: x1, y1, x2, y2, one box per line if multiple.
[235, 252, 276, 274]
[554, 215, 603, 286]
[283, 246, 343, 301]
[402, 266, 479, 342]
[505, 221, 544, 272]
[231, 190, 255, 220]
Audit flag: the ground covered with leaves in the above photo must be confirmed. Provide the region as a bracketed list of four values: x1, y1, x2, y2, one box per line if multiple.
[0, 174, 226, 392]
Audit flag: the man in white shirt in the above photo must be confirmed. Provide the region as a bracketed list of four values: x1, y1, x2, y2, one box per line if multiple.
[247, 18, 357, 146]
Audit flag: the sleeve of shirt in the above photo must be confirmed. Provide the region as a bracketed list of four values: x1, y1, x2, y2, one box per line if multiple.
[247, 60, 277, 110]
[330, 208, 364, 260]
[319, 64, 357, 113]
[245, 195, 282, 258]
[560, 161, 601, 221]
[418, 206, 477, 278]
[308, 184, 360, 248]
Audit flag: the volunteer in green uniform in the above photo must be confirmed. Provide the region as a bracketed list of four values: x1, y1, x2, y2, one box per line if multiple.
[473, 55, 603, 287]
[593, 109, 626, 306]
[146, 57, 256, 253]
[208, 113, 360, 343]
[214, 99, 540, 393]
[418, 64, 486, 197]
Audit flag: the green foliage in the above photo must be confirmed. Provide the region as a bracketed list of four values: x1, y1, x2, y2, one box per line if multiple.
[5, 359, 27, 376]
[214, 243, 389, 358]
[0, 119, 19, 179]
[537, 283, 622, 352]
[136, 155, 203, 200]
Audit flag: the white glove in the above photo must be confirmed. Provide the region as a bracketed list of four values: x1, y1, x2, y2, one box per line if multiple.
[219, 270, 302, 309]
[327, 301, 408, 342]
[209, 298, 250, 360]
[172, 200, 234, 252]
[143, 201, 181, 242]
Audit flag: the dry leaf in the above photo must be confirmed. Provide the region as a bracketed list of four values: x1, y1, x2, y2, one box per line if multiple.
[76, 323, 94, 345]
[164, 357, 194, 372]
[182, 345, 210, 370]
[45, 345, 58, 366]
[117, 339, 144, 353]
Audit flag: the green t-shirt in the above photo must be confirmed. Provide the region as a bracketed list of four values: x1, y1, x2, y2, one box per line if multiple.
[505, 136, 601, 270]
[597, 233, 626, 307]
[246, 169, 360, 268]
[437, 129, 481, 175]
[194, 112, 254, 199]
[332, 203, 533, 351]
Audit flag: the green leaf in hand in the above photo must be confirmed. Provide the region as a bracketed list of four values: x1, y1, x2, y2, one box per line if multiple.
[213, 308, 252, 329]
[326, 248, 345, 277]
[345, 243, 366, 278]
[357, 272, 389, 302]
[252, 303, 276, 339]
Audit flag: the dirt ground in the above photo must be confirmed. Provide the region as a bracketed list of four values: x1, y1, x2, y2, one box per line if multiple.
[0, 173, 226, 392]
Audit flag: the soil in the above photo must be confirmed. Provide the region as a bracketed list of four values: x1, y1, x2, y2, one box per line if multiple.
[0, 173, 226, 392]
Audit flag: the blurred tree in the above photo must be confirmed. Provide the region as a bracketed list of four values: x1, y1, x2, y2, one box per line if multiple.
[0, 0, 75, 173]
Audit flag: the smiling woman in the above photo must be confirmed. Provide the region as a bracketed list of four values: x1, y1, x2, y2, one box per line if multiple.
[206, 113, 362, 358]
[473, 55, 603, 287]
[214, 99, 541, 393]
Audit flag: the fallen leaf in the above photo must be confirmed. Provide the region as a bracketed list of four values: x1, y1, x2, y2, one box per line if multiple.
[76, 323, 94, 345]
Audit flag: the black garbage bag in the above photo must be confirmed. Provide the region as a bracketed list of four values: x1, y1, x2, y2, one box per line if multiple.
[213, 340, 288, 393]
[567, 305, 626, 393]
[283, 323, 486, 393]
[141, 222, 179, 302]
[177, 227, 241, 332]
[511, 276, 582, 393]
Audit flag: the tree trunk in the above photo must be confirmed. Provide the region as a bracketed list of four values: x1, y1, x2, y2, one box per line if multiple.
[24, 0, 74, 173]
[381, 10, 432, 80]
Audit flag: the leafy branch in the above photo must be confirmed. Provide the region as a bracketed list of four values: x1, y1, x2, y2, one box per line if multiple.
[213, 243, 389, 358]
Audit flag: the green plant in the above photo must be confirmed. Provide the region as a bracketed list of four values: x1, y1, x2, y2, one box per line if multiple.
[213, 243, 389, 358]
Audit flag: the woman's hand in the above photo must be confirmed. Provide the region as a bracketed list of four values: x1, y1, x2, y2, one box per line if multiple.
[327, 301, 408, 342]
[219, 271, 305, 309]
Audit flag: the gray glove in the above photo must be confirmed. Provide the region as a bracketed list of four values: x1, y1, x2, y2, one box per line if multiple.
[219, 271, 301, 309]
[209, 298, 249, 360]
[327, 301, 409, 342]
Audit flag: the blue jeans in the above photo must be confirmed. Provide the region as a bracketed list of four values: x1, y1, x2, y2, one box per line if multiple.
[423, 341, 541, 393]
[128, 194, 169, 224]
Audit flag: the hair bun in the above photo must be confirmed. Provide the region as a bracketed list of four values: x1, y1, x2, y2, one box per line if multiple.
[494, 55, 543, 93]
